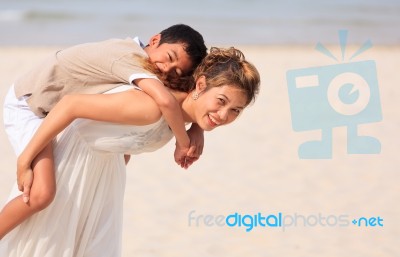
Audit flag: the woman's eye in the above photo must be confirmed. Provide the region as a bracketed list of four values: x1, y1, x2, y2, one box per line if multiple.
[218, 98, 225, 104]
[232, 109, 241, 115]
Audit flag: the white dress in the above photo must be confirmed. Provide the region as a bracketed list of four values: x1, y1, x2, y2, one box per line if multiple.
[0, 86, 173, 257]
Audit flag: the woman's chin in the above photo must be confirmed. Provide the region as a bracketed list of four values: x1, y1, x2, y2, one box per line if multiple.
[199, 119, 218, 131]
[197, 123, 213, 131]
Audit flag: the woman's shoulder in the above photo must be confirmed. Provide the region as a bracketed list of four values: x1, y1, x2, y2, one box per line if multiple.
[120, 88, 162, 125]
[99, 86, 162, 125]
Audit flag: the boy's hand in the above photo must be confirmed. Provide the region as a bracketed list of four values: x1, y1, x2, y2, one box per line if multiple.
[17, 162, 33, 203]
[186, 123, 204, 159]
[174, 124, 204, 169]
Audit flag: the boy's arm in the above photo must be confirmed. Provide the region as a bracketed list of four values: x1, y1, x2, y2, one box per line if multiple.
[186, 123, 204, 157]
[177, 123, 204, 169]
[134, 78, 190, 166]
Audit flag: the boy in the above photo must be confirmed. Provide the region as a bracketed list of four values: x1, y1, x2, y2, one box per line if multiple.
[0, 24, 207, 239]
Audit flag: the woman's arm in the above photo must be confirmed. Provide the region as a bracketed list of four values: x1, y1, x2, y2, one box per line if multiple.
[18, 89, 161, 175]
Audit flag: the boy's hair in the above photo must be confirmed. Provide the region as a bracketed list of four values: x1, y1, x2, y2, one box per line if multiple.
[159, 24, 207, 75]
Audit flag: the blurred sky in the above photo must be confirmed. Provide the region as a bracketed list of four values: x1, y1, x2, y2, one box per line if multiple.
[1, 0, 399, 46]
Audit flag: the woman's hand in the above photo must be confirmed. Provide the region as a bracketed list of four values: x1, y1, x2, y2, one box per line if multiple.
[17, 156, 33, 203]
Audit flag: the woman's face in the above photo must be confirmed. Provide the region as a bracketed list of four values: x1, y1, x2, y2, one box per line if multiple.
[193, 85, 248, 131]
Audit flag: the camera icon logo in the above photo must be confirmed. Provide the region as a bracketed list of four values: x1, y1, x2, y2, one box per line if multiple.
[286, 31, 382, 159]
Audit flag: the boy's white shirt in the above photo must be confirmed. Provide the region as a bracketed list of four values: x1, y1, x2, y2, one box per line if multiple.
[128, 37, 161, 84]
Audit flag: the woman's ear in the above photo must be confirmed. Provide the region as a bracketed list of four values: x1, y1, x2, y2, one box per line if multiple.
[148, 34, 161, 47]
[195, 76, 207, 93]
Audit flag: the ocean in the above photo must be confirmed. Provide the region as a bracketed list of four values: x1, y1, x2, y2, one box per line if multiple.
[0, 0, 399, 46]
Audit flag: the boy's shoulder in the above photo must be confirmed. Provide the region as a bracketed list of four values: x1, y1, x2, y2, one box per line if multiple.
[67, 37, 147, 57]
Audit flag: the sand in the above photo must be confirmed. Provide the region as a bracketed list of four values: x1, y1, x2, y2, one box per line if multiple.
[0, 44, 399, 257]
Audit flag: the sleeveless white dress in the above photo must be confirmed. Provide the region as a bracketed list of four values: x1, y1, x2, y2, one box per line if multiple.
[0, 85, 173, 257]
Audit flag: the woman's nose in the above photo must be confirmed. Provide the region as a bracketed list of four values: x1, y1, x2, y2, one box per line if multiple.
[218, 109, 228, 122]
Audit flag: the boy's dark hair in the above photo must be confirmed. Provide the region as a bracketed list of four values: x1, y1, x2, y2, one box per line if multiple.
[159, 24, 207, 74]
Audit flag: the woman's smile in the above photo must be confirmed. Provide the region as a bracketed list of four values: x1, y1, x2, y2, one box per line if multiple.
[207, 114, 221, 127]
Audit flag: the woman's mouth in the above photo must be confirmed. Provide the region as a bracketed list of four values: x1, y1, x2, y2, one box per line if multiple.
[207, 114, 220, 127]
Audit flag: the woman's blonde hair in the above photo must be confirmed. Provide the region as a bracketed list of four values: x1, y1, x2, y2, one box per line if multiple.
[136, 55, 195, 92]
[193, 47, 260, 106]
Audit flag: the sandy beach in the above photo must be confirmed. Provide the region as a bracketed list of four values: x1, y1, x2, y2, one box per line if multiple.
[1, 45, 399, 257]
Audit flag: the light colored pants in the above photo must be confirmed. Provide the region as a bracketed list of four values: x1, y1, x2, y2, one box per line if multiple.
[3, 85, 43, 156]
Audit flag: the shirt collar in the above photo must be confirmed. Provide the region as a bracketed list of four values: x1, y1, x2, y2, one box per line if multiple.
[132, 36, 146, 49]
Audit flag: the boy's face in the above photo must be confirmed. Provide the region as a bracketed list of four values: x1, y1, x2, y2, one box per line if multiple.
[145, 34, 193, 78]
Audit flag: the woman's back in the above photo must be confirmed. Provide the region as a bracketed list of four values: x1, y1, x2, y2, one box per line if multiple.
[0, 85, 173, 257]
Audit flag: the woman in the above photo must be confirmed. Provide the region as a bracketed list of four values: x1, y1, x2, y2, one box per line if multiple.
[0, 47, 260, 256]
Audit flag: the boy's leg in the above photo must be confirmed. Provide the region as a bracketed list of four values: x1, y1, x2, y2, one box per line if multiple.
[0, 143, 55, 239]
[29, 143, 56, 209]
[3, 85, 43, 155]
[1, 86, 56, 239]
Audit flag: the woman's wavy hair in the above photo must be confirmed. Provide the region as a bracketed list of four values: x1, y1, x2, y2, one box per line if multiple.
[193, 47, 260, 106]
